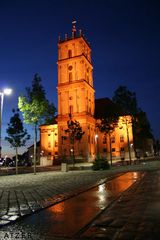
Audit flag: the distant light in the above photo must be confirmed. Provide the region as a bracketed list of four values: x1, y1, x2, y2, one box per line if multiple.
[40, 150, 44, 156]
[3, 88, 12, 95]
[95, 134, 98, 139]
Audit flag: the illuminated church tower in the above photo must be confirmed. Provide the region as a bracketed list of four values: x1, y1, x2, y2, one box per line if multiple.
[40, 22, 137, 165]
[57, 22, 96, 161]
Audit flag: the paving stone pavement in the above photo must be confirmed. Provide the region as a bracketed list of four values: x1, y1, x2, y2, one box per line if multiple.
[0, 169, 125, 228]
[0, 159, 160, 238]
[79, 170, 160, 240]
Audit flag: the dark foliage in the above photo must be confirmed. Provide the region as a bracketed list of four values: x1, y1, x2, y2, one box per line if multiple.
[65, 119, 85, 144]
[112, 85, 139, 116]
[5, 109, 30, 148]
[92, 157, 110, 170]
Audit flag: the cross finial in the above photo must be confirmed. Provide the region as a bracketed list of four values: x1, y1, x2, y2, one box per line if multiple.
[72, 20, 77, 38]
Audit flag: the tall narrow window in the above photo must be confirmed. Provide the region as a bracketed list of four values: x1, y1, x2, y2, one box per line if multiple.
[87, 68, 89, 82]
[68, 50, 72, 58]
[69, 72, 72, 82]
[69, 105, 73, 115]
[120, 135, 124, 142]
[120, 147, 125, 152]
[111, 136, 115, 143]
[103, 136, 106, 144]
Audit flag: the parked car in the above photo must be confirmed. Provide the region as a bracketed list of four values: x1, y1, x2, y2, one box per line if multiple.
[0, 158, 5, 166]
[4, 157, 14, 167]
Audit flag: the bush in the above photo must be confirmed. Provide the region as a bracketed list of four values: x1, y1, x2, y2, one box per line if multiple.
[92, 157, 110, 170]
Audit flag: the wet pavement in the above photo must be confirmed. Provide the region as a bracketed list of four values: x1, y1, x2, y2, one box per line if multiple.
[80, 170, 160, 240]
[0, 169, 126, 228]
[0, 172, 144, 239]
[0, 160, 160, 239]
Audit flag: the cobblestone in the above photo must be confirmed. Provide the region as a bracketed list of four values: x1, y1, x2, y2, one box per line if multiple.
[0, 169, 124, 227]
[0, 159, 160, 238]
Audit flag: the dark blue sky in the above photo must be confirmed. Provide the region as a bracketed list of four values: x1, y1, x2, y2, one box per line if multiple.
[0, 0, 160, 157]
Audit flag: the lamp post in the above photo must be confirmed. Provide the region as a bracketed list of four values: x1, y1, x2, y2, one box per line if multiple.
[126, 120, 132, 165]
[120, 116, 132, 165]
[95, 134, 99, 158]
[0, 88, 12, 158]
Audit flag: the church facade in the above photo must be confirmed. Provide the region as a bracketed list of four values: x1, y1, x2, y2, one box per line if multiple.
[40, 24, 135, 166]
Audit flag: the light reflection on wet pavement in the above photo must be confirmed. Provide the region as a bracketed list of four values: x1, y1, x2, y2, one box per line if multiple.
[0, 172, 144, 239]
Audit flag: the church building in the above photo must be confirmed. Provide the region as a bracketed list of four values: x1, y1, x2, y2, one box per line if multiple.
[40, 23, 135, 166]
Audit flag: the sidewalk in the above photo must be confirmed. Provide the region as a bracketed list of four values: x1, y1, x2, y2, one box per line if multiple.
[79, 164, 160, 239]
[0, 159, 160, 232]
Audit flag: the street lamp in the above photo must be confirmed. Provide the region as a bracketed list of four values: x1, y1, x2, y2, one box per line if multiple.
[95, 134, 99, 157]
[0, 88, 12, 158]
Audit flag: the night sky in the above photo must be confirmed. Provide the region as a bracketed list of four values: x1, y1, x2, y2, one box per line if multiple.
[0, 0, 160, 157]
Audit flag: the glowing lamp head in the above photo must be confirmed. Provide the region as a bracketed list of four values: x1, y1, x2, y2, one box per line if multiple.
[3, 88, 12, 95]
[95, 134, 98, 139]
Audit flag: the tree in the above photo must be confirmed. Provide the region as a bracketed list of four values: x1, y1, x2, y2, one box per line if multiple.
[65, 118, 85, 164]
[96, 116, 118, 165]
[112, 85, 153, 157]
[5, 109, 30, 174]
[112, 85, 139, 115]
[95, 98, 119, 165]
[134, 111, 153, 156]
[18, 73, 56, 174]
[154, 140, 160, 156]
